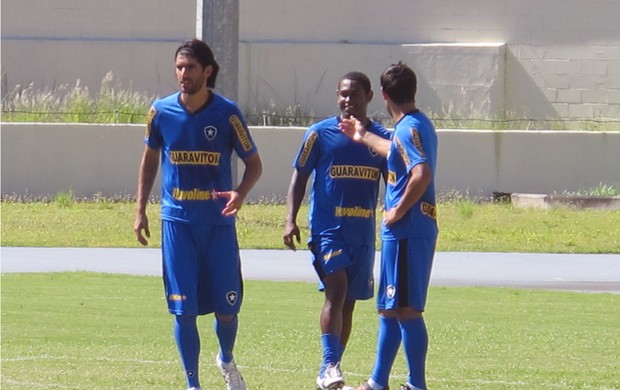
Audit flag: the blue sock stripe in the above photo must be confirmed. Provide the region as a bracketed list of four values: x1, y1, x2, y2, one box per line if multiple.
[320, 333, 341, 375]
[400, 317, 428, 389]
[370, 316, 401, 387]
[215, 315, 238, 363]
[173, 315, 201, 388]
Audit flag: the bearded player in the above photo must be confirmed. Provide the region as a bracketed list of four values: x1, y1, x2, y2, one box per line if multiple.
[134, 39, 262, 390]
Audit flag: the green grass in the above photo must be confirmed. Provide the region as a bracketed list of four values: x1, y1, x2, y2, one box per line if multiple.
[2, 273, 618, 389]
[2, 200, 620, 253]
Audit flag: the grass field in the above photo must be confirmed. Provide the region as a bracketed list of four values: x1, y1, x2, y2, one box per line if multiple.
[2, 200, 619, 389]
[2, 273, 619, 390]
[2, 200, 620, 253]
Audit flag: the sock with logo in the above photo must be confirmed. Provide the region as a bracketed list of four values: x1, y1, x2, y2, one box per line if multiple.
[215, 315, 238, 363]
[173, 315, 201, 389]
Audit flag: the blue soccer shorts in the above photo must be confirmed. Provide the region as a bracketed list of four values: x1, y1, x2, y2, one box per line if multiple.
[310, 238, 375, 301]
[377, 237, 436, 311]
[162, 221, 243, 316]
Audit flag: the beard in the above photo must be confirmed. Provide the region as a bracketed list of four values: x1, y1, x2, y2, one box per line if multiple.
[180, 77, 205, 95]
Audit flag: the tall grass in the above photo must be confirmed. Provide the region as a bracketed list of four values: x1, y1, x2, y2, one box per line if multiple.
[0, 72, 154, 123]
[2, 75, 620, 130]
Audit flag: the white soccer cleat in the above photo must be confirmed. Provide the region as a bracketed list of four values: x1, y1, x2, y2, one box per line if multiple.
[216, 353, 246, 390]
[316, 362, 345, 390]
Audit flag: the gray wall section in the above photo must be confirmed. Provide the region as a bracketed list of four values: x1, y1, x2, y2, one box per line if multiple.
[1, 0, 619, 122]
[2, 124, 619, 200]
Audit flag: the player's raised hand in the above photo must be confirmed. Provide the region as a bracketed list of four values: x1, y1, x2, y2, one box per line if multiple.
[283, 221, 301, 251]
[339, 117, 366, 142]
[134, 213, 151, 246]
[213, 190, 244, 216]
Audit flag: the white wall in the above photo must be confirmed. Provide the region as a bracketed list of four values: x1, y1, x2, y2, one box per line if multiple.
[0, 0, 194, 96]
[2, 124, 619, 200]
[1, 0, 619, 123]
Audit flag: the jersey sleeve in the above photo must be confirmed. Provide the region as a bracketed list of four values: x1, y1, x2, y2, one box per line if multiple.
[292, 126, 320, 174]
[395, 126, 429, 173]
[228, 107, 258, 159]
[144, 105, 163, 149]
[369, 123, 391, 181]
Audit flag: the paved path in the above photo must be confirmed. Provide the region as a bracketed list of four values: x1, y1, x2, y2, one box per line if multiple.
[2, 247, 619, 293]
[0, 247, 620, 293]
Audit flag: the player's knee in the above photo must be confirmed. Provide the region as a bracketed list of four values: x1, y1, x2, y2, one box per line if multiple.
[378, 309, 397, 318]
[396, 307, 423, 321]
[215, 313, 237, 323]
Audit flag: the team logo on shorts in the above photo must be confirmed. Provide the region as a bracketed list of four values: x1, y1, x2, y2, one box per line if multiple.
[386, 285, 396, 299]
[204, 126, 217, 140]
[226, 291, 238, 305]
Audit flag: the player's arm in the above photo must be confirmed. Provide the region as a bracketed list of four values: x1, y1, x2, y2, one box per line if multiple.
[218, 152, 263, 217]
[384, 162, 432, 227]
[134, 145, 160, 246]
[283, 169, 310, 251]
[340, 117, 391, 157]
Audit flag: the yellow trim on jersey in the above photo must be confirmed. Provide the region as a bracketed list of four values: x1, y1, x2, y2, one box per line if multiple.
[230, 115, 253, 151]
[297, 131, 318, 167]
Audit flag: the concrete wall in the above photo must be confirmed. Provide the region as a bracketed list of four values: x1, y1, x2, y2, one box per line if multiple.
[2, 124, 619, 200]
[2, 0, 619, 123]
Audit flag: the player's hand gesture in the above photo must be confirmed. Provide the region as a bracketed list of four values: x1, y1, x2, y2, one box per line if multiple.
[339, 117, 366, 143]
[213, 190, 244, 217]
[383, 208, 399, 228]
[134, 213, 151, 246]
[283, 221, 301, 251]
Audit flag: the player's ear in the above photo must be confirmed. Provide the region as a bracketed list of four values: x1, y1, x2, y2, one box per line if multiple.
[203, 64, 214, 79]
[367, 90, 374, 102]
[381, 88, 389, 101]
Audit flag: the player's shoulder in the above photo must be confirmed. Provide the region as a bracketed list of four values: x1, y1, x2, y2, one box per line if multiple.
[210, 93, 239, 110]
[153, 92, 179, 107]
[148, 93, 180, 121]
[367, 120, 392, 139]
[308, 116, 338, 134]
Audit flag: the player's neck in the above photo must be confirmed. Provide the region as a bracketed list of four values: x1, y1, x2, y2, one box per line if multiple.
[180, 88, 211, 114]
[390, 101, 417, 122]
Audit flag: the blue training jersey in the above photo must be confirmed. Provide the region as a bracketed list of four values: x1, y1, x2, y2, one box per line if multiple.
[294, 116, 391, 245]
[145, 92, 258, 225]
[383, 110, 438, 240]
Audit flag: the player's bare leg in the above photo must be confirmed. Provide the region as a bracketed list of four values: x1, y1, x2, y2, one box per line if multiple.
[317, 269, 348, 389]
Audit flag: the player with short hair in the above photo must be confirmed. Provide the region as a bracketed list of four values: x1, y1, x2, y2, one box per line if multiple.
[134, 38, 262, 390]
[283, 71, 391, 390]
[340, 62, 438, 390]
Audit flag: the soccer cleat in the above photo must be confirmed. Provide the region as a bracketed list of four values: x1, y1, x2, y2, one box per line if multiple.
[354, 381, 389, 390]
[316, 362, 345, 390]
[399, 384, 416, 390]
[216, 353, 246, 390]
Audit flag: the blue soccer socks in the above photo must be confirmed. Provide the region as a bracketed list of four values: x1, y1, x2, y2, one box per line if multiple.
[173, 315, 201, 388]
[320, 333, 341, 375]
[369, 315, 401, 388]
[215, 315, 239, 364]
[400, 317, 428, 389]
